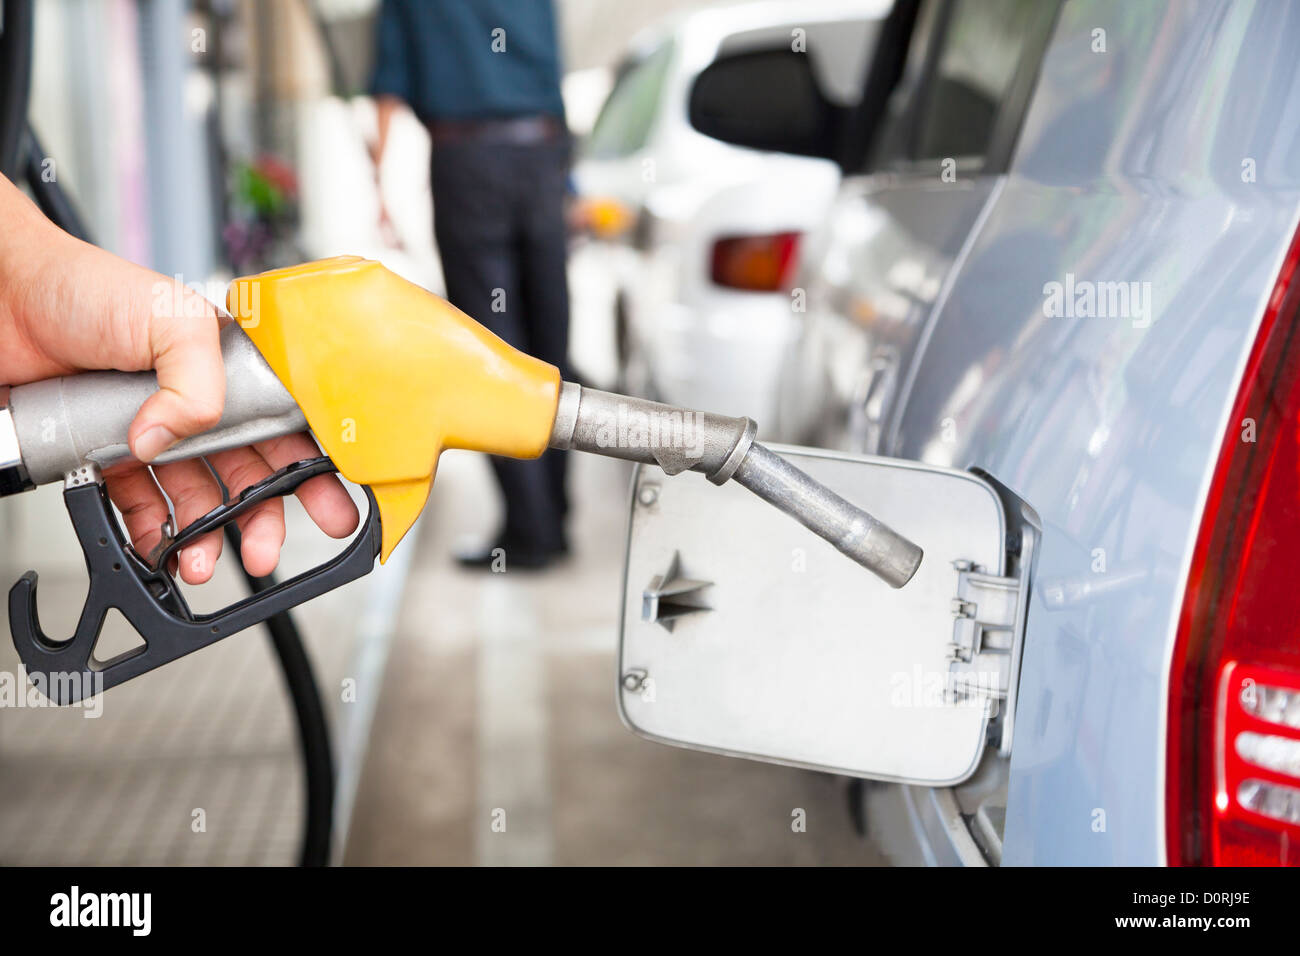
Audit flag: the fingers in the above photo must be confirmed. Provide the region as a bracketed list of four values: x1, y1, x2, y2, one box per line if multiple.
[205, 446, 285, 579]
[105, 467, 172, 564]
[109, 432, 359, 584]
[254, 433, 360, 539]
[104, 461, 221, 584]
[151, 458, 225, 585]
[127, 279, 225, 463]
[205, 433, 358, 579]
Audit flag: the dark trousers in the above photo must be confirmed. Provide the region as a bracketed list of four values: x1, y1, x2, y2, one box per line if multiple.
[431, 137, 570, 551]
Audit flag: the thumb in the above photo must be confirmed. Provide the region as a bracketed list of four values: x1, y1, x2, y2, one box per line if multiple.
[127, 283, 226, 463]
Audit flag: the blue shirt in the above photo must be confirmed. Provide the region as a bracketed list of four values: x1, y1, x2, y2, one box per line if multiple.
[370, 0, 566, 123]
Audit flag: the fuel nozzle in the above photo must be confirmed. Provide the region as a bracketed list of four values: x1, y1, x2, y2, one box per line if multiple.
[0, 257, 924, 588]
[549, 384, 922, 588]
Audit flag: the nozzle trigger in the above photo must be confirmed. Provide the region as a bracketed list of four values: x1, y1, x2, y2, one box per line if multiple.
[8, 457, 381, 705]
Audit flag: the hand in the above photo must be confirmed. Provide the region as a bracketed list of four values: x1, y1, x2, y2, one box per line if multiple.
[0, 176, 359, 582]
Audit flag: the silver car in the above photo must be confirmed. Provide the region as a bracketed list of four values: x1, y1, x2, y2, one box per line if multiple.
[615, 0, 1300, 866]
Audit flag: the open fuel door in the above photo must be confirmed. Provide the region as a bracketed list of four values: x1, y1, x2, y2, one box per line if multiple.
[618, 445, 1038, 786]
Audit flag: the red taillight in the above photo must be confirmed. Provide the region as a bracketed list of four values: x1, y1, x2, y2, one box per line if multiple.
[709, 232, 800, 292]
[1168, 225, 1300, 865]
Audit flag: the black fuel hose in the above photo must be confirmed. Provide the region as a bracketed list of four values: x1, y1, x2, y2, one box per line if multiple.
[0, 0, 34, 181]
[226, 525, 335, 867]
[22, 126, 90, 240]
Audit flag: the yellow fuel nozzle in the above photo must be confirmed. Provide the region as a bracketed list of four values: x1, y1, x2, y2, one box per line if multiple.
[230, 257, 561, 562]
[232, 256, 922, 588]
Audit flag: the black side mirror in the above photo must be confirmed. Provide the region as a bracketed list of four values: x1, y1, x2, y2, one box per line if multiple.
[688, 49, 843, 160]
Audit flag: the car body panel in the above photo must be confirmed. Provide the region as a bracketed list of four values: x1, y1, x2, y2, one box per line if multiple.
[775, 173, 1000, 450]
[882, 0, 1300, 864]
[867, 782, 989, 865]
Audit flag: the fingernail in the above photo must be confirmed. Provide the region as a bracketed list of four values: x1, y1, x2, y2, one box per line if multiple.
[134, 425, 178, 463]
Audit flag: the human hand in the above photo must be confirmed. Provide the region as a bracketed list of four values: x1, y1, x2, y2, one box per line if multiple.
[0, 175, 359, 582]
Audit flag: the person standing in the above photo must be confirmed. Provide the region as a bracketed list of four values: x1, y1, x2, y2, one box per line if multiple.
[370, 0, 572, 569]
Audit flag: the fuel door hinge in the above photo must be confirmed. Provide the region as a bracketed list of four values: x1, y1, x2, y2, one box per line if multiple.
[946, 473, 1040, 757]
[947, 561, 1018, 706]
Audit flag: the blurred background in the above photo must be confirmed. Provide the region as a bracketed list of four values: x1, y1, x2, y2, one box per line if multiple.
[0, 0, 902, 865]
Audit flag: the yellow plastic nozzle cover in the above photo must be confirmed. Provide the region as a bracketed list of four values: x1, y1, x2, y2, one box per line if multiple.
[229, 257, 561, 562]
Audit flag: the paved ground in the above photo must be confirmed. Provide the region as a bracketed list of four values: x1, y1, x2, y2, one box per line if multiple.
[342, 449, 882, 866]
[0, 482, 384, 866]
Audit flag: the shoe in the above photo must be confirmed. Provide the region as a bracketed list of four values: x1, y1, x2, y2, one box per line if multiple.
[455, 536, 568, 571]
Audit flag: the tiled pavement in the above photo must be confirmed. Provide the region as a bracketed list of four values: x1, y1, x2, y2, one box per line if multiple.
[0, 483, 384, 866]
[342, 450, 883, 866]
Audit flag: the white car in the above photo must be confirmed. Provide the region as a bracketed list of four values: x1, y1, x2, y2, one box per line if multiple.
[571, 0, 889, 426]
